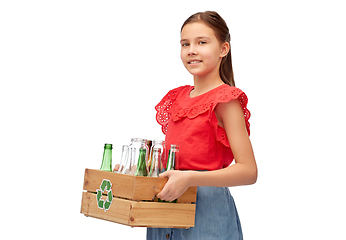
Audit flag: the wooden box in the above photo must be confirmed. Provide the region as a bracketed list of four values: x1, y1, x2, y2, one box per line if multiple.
[80, 169, 197, 228]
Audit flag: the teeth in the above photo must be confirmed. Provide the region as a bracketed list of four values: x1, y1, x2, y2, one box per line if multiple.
[189, 61, 201, 64]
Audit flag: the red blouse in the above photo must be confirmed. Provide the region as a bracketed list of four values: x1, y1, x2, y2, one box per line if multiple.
[155, 84, 250, 171]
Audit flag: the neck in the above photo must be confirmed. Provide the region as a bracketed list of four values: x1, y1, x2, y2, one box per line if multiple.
[191, 74, 224, 97]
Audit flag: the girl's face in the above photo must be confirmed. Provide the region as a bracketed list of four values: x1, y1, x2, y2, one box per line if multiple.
[180, 22, 228, 79]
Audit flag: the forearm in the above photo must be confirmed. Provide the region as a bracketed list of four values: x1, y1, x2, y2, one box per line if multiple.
[157, 162, 257, 201]
[188, 162, 257, 187]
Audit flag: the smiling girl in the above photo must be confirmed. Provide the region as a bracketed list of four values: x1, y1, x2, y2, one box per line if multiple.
[148, 11, 257, 240]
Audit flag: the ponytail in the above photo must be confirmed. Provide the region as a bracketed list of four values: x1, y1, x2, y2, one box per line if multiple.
[220, 43, 235, 86]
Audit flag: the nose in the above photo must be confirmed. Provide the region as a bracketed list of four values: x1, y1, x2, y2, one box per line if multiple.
[188, 45, 197, 56]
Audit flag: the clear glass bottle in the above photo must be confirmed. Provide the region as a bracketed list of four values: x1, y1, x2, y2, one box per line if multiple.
[122, 138, 147, 175]
[121, 146, 134, 174]
[116, 145, 129, 173]
[100, 143, 113, 172]
[149, 140, 165, 173]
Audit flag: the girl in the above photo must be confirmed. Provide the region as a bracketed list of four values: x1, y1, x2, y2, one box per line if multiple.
[148, 11, 257, 240]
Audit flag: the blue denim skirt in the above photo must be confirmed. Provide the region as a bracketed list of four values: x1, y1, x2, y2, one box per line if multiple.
[147, 186, 243, 240]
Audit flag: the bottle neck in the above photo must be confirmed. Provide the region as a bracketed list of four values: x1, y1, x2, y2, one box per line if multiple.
[166, 149, 175, 170]
[100, 148, 112, 172]
[135, 148, 147, 176]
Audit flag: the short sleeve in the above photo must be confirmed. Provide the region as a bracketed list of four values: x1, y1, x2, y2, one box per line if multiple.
[155, 86, 187, 134]
[209, 86, 251, 147]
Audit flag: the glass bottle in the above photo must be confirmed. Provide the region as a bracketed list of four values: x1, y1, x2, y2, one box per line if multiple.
[116, 145, 129, 173]
[122, 138, 147, 175]
[100, 143, 113, 172]
[147, 140, 153, 160]
[166, 144, 179, 171]
[148, 148, 161, 177]
[150, 140, 165, 173]
[135, 148, 148, 176]
[121, 146, 134, 174]
[158, 144, 179, 203]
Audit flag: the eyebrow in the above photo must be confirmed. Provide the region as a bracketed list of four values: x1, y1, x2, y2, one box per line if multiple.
[180, 36, 211, 43]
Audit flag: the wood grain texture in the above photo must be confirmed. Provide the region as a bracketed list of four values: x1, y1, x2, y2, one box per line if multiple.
[83, 169, 197, 202]
[81, 191, 196, 228]
[81, 169, 197, 228]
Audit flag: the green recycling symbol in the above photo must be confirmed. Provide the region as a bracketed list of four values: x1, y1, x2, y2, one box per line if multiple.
[96, 179, 113, 212]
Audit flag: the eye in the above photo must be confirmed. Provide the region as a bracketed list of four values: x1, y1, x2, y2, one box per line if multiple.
[181, 42, 189, 47]
[199, 41, 207, 45]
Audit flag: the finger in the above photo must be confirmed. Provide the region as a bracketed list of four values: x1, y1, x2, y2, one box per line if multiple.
[166, 194, 177, 202]
[113, 164, 120, 171]
[157, 192, 163, 199]
[159, 170, 174, 178]
[157, 189, 166, 199]
[159, 171, 169, 178]
[168, 197, 176, 202]
[157, 184, 170, 200]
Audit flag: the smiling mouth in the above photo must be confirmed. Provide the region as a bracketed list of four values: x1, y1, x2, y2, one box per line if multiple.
[188, 60, 202, 64]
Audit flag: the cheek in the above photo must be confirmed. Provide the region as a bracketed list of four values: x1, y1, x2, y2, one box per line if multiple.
[180, 49, 186, 62]
[203, 49, 221, 64]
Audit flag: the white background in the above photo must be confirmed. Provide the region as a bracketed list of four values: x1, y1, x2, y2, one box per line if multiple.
[1, 0, 345, 239]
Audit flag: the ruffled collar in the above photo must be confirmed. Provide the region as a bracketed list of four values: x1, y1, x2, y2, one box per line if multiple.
[170, 84, 243, 121]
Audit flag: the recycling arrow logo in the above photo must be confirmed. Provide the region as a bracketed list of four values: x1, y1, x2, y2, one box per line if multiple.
[96, 179, 113, 212]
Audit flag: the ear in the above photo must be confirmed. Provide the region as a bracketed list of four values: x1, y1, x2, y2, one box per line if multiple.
[220, 42, 230, 58]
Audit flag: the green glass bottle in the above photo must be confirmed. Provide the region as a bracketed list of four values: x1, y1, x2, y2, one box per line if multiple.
[100, 143, 113, 172]
[166, 144, 179, 170]
[159, 144, 179, 203]
[135, 148, 148, 176]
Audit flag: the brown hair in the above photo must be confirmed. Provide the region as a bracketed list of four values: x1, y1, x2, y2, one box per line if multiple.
[181, 11, 235, 86]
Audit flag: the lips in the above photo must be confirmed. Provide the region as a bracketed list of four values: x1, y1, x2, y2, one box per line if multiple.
[188, 60, 202, 64]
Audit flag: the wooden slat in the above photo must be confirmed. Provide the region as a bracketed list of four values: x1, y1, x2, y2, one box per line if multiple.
[177, 186, 197, 203]
[83, 169, 197, 202]
[81, 191, 196, 228]
[130, 201, 196, 228]
[83, 169, 134, 199]
[132, 175, 167, 200]
[81, 191, 131, 225]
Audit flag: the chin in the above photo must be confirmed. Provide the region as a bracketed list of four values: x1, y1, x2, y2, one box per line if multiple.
[187, 69, 205, 76]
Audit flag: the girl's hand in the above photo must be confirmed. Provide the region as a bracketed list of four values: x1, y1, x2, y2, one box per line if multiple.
[113, 164, 122, 172]
[157, 170, 192, 202]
